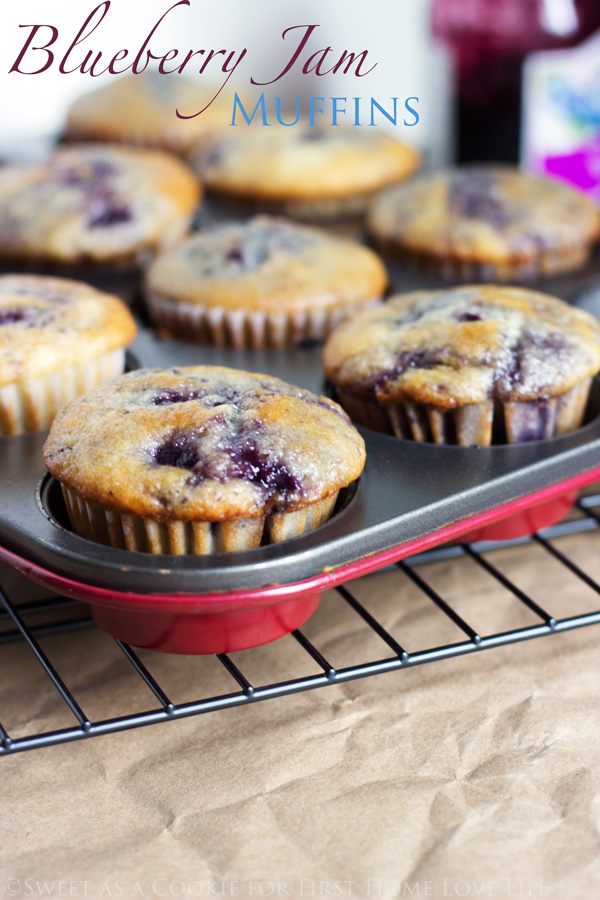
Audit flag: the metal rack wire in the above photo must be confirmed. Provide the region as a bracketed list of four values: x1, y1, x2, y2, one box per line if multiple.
[2, 493, 600, 756]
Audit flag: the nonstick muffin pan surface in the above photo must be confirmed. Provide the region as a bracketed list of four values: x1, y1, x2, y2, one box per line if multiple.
[2, 180, 600, 654]
[1, 325, 600, 654]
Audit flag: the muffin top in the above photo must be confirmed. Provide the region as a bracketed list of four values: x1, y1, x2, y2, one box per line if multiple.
[146, 216, 387, 313]
[0, 275, 137, 388]
[195, 126, 420, 201]
[66, 73, 235, 154]
[368, 165, 600, 266]
[0, 144, 201, 265]
[323, 285, 600, 407]
[44, 366, 366, 521]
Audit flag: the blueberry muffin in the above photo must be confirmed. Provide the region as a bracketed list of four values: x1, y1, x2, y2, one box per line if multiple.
[323, 285, 600, 445]
[145, 216, 387, 347]
[0, 274, 136, 435]
[193, 126, 420, 219]
[66, 73, 236, 155]
[43, 366, 366, 554]
[0, 144, 201, 270]
[368, 165, 600, 280]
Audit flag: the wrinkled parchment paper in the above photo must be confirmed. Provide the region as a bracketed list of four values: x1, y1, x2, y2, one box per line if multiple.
[1, 526, 600, 900]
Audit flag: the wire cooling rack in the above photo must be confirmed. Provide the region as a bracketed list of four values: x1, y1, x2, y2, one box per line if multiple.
[2, 493, 600, 756]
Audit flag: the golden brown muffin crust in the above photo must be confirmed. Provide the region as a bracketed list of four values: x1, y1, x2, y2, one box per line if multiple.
[323, 285, 600, 407]
[44, 366, 366, 521]
[195, 126, 421, 202]
[146, 216, 387, 314]
[0, 145, 201, 266]
[66, 73, 238, 154]
[368, 166, 600, 272]
[0, 274, 137, 387]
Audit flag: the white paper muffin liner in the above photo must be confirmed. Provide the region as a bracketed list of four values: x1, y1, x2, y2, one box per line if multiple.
[0, 349, 126, 436]
[61, 486, 340, 555]
[335, 378, 592, 446]
[146, 293, 382, 349]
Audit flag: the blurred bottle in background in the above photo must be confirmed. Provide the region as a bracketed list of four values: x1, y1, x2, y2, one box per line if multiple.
[432, 0, 600, 165]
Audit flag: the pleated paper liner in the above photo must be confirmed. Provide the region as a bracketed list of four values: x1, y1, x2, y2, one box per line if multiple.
[335, 378, 592, 446]
[0, 348, 126, 436]
[61, 485, 340, 555]
[145, 292, 382, 349]
[334, 379, 592, 541]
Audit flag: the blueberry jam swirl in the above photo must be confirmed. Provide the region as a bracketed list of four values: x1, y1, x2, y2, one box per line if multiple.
[43, 366, 366, 524]
[0, 308, 35, 325]
[333, 287, 598, 409]
[87, 198, 132, 229]
[57, 159, 114, 187]
[371, 349, 445, 392]
[449, 170, 513, 228]
[153, 431, 200, 469]
[187, 219, 316, 276]
[371, 320, 570, 399]
[153, 425, 302, 498]
[143, 373, 348, 502]
[55, 156, 133, 230]
[498, 331, 569, 396]
[0, 279, 72, 331]
[152, 388, 208, 406]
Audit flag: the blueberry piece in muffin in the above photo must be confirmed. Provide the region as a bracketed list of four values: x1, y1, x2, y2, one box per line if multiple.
[145, 216, 388, 347]
[323, 285, 600, 445]
[43, 366, 366, 554]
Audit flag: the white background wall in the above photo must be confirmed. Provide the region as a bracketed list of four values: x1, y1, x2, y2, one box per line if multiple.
[0, 0, 452, 163]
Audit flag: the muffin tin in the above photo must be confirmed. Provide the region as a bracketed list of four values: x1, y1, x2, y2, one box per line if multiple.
[0, 317, 599, 654]
[2, 192, 600, 655]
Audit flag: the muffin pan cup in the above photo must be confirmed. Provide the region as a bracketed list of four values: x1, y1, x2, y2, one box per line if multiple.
[1, 180, 600, 654]
[61, 483, 339, 555]
[1, 327, 600, 654]
[334, 379, 593, 447]
[145, 291, 382, 349]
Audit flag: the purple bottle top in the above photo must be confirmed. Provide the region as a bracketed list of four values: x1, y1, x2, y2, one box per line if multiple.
[431, 0, 600, 163]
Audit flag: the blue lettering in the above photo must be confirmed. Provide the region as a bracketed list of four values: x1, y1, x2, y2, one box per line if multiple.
[230, 92, 270, 126]
[331, 97, 347, 126]
[369, 98, 398, 126]
[309, 96, 324, 126]
[404, 97, 419, 126]
[276, 97, 300, 126]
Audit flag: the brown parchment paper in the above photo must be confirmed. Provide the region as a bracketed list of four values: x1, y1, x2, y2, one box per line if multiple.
[1, 527, 600, 900]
